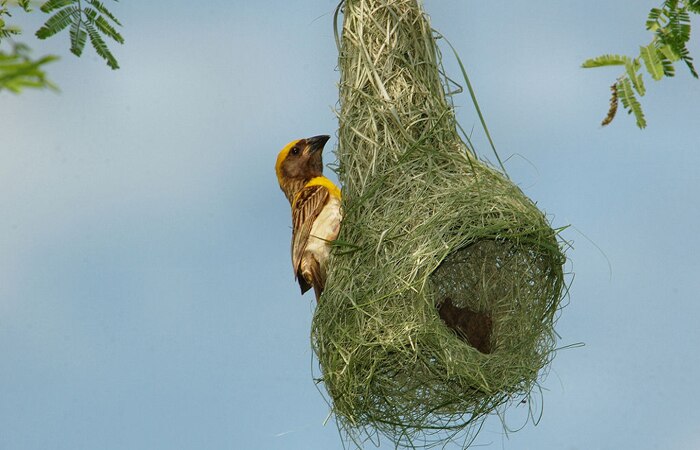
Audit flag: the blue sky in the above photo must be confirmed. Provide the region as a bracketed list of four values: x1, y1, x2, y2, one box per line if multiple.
[1, 1, 699, 449]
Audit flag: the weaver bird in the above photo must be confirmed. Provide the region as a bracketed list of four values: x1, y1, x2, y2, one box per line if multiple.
[276, 135, 342, 301]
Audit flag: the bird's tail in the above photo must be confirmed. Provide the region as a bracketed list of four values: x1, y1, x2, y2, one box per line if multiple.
[301, 254, 326, 303]
[310, 255, 326, 303]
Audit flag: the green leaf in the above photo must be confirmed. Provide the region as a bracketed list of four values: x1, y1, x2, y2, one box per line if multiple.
[85, 7, 123, 43]
[658, 44, 681, 61]
[86, 0, 121, 25]
[69, 19, 86, 56]
[85, 21, 119, 69]
[34, 0, 123, 70]
[671, 42, 699, 78]
[94, 14, 123, 43]
[18, 0, 33, 12]
[687, 0, 700, 13]
[672, 9, 692, 41]
[618, 78, 647, 129]
[647, 8, 663, 31]
[36, 6, 79, 39]
[640, 43, 665, 80]
[625, 60, 646, 96]
[0, 26, 21, 41]
[40, 0, 77, 13]
[660, 54, 676, 76]
[581, 54, 631, 68]
[0, 50, 58, 93]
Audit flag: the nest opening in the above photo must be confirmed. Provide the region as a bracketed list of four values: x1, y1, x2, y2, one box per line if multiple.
[431, 239, 560, 359]
[437, 297, 493, 354]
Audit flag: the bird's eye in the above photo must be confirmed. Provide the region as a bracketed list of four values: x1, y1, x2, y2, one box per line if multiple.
[291, 147, 300, 155]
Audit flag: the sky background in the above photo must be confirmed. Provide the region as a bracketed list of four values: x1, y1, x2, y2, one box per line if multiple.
[2, 1, 699, 449]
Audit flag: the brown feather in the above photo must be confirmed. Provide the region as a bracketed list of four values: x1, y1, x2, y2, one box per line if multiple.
[304, 253, 325, 302]
[291, 185, 330, 281]
[297, 273, 312, 295]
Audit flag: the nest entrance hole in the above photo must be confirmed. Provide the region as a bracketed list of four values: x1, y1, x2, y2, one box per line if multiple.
[437, 298, 493, 354]
[432, 239, 554, 355]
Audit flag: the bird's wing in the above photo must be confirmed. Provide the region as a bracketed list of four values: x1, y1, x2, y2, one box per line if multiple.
[291, 184, 329, 278]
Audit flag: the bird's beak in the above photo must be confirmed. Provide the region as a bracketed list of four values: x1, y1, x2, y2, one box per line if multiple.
[306, 135, 330, 154]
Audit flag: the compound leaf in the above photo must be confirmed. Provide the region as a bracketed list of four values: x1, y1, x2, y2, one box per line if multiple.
[36, 5, 78, 39]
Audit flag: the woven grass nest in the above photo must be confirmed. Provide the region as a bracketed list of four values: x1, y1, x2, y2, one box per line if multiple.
[311, 0, 566, 447]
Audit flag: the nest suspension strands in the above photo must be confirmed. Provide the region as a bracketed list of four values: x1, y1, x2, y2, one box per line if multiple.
[311, 0, 566, 447]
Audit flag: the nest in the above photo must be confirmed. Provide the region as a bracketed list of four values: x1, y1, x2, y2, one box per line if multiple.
[311, 0, 566, 447]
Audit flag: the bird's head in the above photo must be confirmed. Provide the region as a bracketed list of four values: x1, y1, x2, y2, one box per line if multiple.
[275, 135, 330, 187]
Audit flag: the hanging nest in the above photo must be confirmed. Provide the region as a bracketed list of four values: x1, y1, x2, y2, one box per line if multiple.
[311, 0, 566, 447]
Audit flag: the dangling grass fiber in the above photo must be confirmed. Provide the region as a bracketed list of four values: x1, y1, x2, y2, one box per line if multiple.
[311, 0, 567, 447]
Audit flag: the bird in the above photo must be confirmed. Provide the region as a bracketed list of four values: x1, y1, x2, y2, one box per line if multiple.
[276, 135, 342, 302]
